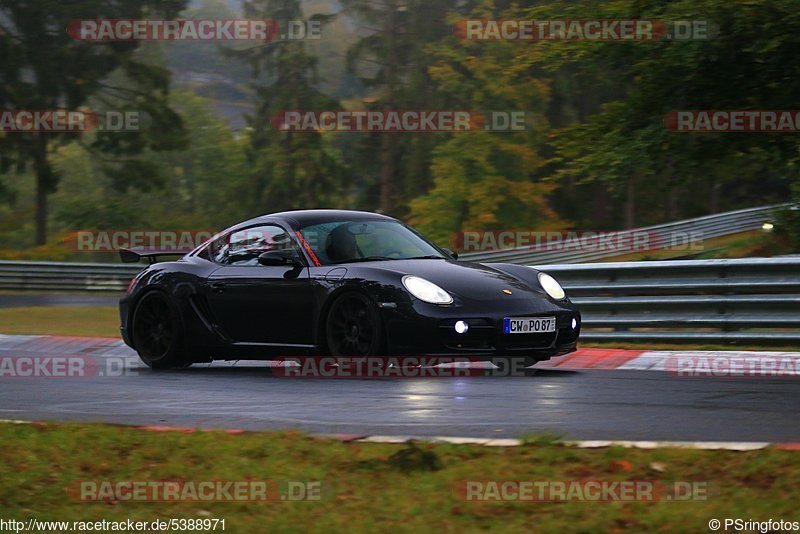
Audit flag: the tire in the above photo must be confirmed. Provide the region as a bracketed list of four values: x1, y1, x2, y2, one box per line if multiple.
[131, 291, 191, 369]
[325, 292, 383, 357]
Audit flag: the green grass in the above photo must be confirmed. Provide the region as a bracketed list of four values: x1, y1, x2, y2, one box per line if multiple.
[0, 422, 798, 532]
[591, 229, 791, 262]
[0, 306, 119, 337]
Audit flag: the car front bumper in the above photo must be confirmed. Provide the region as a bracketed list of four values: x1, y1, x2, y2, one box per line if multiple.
[380, 297, 580, 360]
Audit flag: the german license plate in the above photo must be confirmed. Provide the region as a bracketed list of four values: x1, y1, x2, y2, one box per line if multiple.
[503, 317, 556, 334]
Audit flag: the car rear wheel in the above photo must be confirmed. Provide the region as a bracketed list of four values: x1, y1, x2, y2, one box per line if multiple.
[326, 292, 383, 357]
[131, 291, 191, 369]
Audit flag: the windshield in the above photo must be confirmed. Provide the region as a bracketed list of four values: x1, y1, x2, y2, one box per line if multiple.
[298, 220, 446, 265]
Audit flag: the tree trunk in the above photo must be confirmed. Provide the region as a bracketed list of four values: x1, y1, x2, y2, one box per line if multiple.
[184, 157, 196, 214]
[592, 182, 608, 227]
[379, 132, 395, 214]
[666, 159, 679, 221]
[379, 1, 399, 215]
[667, 186, 679, 221]
[624, 177, 636, 229]
[34, 134, 50, 246]
[709, 178, 720, 213]
[35, 178, 48, 246]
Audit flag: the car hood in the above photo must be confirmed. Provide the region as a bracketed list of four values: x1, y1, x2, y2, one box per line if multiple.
[358, 259, 547, 302]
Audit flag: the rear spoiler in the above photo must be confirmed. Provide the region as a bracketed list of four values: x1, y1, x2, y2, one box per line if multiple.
[119, 248, 193, 264]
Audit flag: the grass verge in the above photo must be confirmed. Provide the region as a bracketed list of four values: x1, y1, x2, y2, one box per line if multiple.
[0, 306, 119, 337]
[1, 422, 798, 532]
[592, 229, 789, 262]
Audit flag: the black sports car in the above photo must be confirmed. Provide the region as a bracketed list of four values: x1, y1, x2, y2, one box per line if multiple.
[119, 210, 580, 369]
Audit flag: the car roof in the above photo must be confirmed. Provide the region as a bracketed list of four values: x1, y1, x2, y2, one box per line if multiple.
[237, 209, 398, 230]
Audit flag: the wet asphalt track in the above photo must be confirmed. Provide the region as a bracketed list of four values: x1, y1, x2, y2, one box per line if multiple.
[1, 293, 798, 441]
[1, 343, 799, 441]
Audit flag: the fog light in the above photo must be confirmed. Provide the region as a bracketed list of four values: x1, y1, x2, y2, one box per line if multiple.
[454, 320, 469, 334]
[571, 318, 578, 329]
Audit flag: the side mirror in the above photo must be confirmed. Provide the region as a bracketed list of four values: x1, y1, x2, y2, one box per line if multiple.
[442, 248, 459, 260]
[258, 251, 300, 267]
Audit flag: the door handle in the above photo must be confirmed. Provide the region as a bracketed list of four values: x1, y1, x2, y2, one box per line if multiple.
[210, 281, 226, 293]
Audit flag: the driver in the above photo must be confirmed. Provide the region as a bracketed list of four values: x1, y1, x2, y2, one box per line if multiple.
[326, 224, 359, 263]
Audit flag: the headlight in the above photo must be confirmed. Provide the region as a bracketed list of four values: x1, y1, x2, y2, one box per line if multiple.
[402, 275, 453, 304]
[538, 272, 566, 300]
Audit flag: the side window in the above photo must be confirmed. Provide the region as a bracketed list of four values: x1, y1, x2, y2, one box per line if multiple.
[209, 225, 297, 266]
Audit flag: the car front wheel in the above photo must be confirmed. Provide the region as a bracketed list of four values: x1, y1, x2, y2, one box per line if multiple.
[326, 292, 383, 357]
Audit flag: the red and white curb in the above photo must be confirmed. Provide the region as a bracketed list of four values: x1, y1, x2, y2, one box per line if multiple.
[537, 348, 800, 371]
[2, 419, 799, 451]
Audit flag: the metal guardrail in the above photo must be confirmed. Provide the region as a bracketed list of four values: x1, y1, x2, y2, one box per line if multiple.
[0, 206, 797, 345]
[0, 260, 141, 292]
[462, 204, 790, 265]
[1, 257, 798, 345]
[537, 258, 800, 344]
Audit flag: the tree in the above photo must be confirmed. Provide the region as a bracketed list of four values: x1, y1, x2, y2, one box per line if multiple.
[342, 0, 458, 215]
[228, 0, 346, 214]
[0, 0, 188, 244]
[408, 0, 567, 244]
[51, 91, 247, 237]
[533, 0, 800, 227]
[149, 91, 248, 228]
